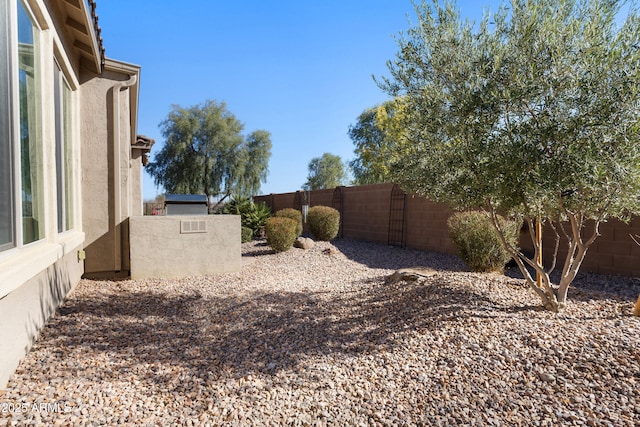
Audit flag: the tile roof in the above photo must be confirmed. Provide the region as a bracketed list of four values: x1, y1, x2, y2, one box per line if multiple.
[87, 0, 105, 66]
[133, 135, 155, 166]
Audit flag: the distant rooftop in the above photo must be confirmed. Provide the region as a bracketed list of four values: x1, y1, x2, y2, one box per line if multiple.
[165, 194, 208, 204]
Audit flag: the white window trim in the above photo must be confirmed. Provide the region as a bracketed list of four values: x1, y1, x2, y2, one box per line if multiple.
[0, 1, 15, 252]
[0, 232, 84, 299]
[0, 0, 85, 299]
[52, 40, 82, 237]
[12, 0, 42, 248]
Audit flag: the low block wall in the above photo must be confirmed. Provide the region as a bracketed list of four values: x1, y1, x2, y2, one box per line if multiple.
[341, 184, 394, 243]
[254, 184, 456, 254]
[256, 184, 640, 277]
[129, 215, 241, 279]
[520, 217, 640, 277]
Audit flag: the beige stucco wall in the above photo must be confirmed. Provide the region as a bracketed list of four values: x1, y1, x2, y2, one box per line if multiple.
[2, 0, 145, 386]
[0, 243, 84, 388]
[80, 62, 140, 277]
[129, 215, 242, 279]
[1, 0, 89, 388]
[131, 150, 144, 216]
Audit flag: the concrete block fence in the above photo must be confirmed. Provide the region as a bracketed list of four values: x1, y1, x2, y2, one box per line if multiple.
[254, 183, 640, 278]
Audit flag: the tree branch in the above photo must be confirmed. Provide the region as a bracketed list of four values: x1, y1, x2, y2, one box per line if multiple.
[547, 219, 561, 275]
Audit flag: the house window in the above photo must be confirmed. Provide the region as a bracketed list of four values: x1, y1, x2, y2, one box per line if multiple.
[18, 0, 43, 244]
[0, 0, 14, 251]
[0, 0, 43, 252]
[54, 62, 74, 232]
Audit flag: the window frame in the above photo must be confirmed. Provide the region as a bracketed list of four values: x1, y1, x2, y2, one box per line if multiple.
[16, 0, 44, 246]
[1, 0, 46, 254]
[0, 2, 15, 252]
[54, 59, 75, 233]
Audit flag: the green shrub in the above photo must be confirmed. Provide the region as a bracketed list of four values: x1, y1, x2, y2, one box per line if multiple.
[219, 195, 252, 216]
[275, 208, 303, 237]
[307, 206, 340, 241]
[265, 217, 298, 253]
[241, 226, 253, 243]
[447, 211, 519, 273]
[219, 196, 271, 238]
[244, 201, 271, 237]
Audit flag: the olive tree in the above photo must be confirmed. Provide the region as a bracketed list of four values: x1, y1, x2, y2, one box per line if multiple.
[378, 0, 640, 312]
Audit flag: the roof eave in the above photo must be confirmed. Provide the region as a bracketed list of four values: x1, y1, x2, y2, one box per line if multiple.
[59, 0, 103, 73]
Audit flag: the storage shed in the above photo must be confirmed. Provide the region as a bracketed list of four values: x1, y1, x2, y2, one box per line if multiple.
[165, 194, 208, 216]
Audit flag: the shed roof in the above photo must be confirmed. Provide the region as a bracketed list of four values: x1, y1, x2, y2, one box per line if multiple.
[165, 194, 208, 204]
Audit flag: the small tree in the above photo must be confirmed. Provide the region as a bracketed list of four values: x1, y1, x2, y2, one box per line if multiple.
[379, 0, 640, 312]
[304, 153, 347, 190]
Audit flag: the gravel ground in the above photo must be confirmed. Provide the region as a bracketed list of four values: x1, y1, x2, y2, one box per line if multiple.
[1, 238, 639, 426]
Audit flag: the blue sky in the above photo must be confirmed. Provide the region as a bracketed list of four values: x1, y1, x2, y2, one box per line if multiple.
[97, 1, 504, 200]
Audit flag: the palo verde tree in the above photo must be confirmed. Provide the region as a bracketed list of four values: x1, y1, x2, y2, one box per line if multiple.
[378, 0, 640, 312]
[146, 100, 272, 205]
[304, 152, 347, 190]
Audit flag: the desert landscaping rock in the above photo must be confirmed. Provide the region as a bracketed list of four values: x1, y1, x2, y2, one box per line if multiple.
[1, 239, 639, 426]
[294, 237, 315, 250]
[386, 267, 438, 284]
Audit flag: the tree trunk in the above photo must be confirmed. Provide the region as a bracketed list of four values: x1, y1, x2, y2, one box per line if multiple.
[212, 192, 231, 211]
[530, 281, 559, 311]
[553, 212, 601, 311]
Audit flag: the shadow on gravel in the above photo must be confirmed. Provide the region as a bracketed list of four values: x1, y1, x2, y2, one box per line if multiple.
[332, 239, 466, 272]
[51, 275, 502, 390]
[241, 240, 274, 257]
[504, 266, 640, 303]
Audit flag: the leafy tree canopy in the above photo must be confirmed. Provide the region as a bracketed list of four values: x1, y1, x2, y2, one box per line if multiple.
[348, 98, 409, 185]
[378, 0, 640, 311]
[304, 152, 347, 190]
[146, 100, 272, 203]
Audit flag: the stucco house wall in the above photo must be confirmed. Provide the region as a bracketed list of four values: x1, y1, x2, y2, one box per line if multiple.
[0, 0, 145, 388]
[80, 60, 142, 278]
[0, 246, 83, 388]
[0, 0, 99, 388]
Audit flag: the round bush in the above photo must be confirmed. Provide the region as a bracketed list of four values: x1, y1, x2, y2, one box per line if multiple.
[241, 226, 253, 243]
[447, 211, 519, 273]
[275, 208, 303, 237]
[307, 206, 340, 241]
[265, 217, 298, 253]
